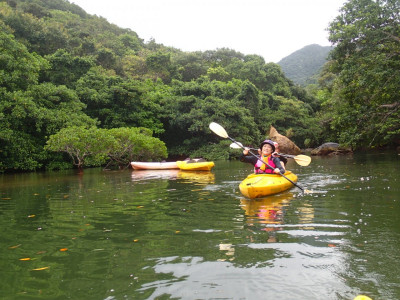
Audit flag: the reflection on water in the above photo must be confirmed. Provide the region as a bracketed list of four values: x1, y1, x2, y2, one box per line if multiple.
[0, 153, 399, 300]
[177, 171, 215, 184]
[131, 169, 180, 181]
[240, 192, 294, 225]
[240, 193, 294, 243]
[131, 169, 215, 184]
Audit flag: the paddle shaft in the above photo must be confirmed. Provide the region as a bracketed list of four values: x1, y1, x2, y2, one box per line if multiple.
[228, 137, 304, 192]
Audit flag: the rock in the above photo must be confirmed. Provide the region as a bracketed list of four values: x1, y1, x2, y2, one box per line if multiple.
[311, 142, 352, 156]
[269, 126, 301, 155]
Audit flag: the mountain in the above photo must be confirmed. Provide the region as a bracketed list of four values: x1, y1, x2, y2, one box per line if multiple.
[278, 44, 333, 86]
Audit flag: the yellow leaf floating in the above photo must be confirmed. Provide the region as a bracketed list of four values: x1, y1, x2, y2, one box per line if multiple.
[28, 215, 35, 218]
[19, 258, 31, 261]
[59, 248, 68, 252]
[9, 244, 22, 249]
[175, 231, 180, 234]
[133, 239, 139, 242]
[32, 267, 49, 271]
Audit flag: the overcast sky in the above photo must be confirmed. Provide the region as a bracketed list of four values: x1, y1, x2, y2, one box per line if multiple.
[71, 0, 346, 63]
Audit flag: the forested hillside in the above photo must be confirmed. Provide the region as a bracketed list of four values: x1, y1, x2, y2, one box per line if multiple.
[0, 0, 399, 173]
[278, 44, 332, 86]
[0, 0, 321, 172]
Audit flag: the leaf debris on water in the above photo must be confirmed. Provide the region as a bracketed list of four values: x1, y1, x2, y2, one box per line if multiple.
[32, 267, 49, 271]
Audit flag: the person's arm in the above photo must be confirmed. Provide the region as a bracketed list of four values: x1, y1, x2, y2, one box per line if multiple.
[279, 156, 288, 165]
[278, 156, 286, 171]
[240, 148, 258, 164]
[239, 153, 258, 164]
[272, 157, 285, 174]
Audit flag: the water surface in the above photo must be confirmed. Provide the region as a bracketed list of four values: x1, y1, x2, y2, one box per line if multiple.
[0, 152, 399, 299]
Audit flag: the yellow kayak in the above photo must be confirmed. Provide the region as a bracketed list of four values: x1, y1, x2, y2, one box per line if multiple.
[176, 160, 215, 171]
[239, 171, 298, 199]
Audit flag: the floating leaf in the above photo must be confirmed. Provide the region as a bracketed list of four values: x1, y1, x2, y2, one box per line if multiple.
[1, 197, 11, 200]
[33, 193, 39, 196]
[28, 215, 35, 218]
[175, 231, 180, 234]
[59, 248, 68, 252]
[9, 244, 22, 249]
[137, 206, 144, 208]
[19, 258, 31, 261]
[32, 267, 49, 271]
[328, 244, 336, 247]
[133, 239, 139, 242]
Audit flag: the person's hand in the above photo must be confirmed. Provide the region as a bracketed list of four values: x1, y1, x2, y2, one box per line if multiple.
[273, 168, 281, 174]
[243, 147, 249, 155]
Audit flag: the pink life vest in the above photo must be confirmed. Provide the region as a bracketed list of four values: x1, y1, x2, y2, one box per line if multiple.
[254, 155, 276, 174]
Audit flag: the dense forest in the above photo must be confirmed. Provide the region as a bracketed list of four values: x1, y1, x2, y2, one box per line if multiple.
[0, 0, 399, 172]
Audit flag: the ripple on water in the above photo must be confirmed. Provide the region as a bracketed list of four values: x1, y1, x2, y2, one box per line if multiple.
[138, 250, 353, 300]
[301, 173, 348, 190]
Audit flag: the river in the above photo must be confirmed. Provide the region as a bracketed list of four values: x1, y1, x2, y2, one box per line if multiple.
[0, 151, 399, 300]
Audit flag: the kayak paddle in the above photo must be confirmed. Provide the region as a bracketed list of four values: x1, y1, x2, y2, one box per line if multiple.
[209, 122, 307, 193]
[230, 142, 311, 166]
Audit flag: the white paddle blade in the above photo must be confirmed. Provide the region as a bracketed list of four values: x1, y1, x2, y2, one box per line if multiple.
[294, 155, 312, 166]
[209, 122, 228, 138]
[230, 142, 243, 149]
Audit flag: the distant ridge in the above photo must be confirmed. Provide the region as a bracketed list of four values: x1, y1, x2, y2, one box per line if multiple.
[278, 44, 333, 86]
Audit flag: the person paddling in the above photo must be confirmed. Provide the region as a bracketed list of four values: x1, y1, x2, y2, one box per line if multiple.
[240, 139, 285, 174]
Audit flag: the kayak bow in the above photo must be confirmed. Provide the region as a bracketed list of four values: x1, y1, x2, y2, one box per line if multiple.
[239, 171, 298, 199]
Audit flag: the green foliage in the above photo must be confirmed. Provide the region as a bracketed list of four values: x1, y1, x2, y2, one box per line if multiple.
[0, 30, 96, 172]
[263, 95, 321, 147]
[45, 126, 167, 170]
[0, 0, 329, 172]
[0, 30, 48, 91]
[107, 127, 167, 167]
[42, 49, 95, 87]
[173, 51, 207, 81]
[75, 69, 166, 133]
[161, 78, 262, 157]
[45, 126, 114, 170]
[325, 0, 400, 148]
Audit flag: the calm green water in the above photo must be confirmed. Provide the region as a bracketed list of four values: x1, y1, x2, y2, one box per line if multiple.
[0, 152, 399, 300]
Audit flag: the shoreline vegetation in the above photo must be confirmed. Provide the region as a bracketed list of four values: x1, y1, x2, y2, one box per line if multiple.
[1, 0, 399, 173]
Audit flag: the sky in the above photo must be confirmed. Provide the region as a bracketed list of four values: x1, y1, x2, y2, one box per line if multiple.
[70, 0, 346, 63]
